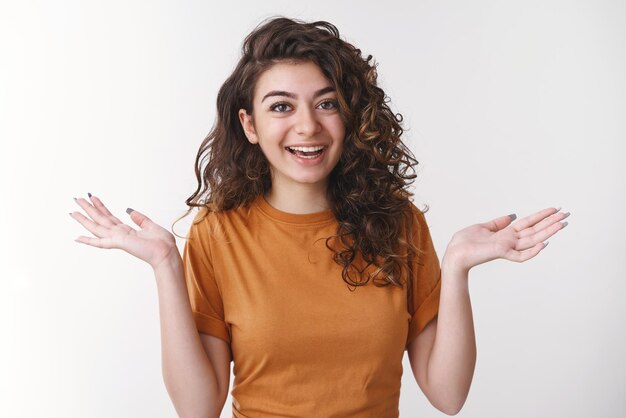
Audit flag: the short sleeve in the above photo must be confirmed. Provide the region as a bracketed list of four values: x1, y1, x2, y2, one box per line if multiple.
[405, 204, 442, 349]
[182, 211, 231, 344]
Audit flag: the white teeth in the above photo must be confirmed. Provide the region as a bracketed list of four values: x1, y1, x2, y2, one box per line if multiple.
[287, 145, 325, 152]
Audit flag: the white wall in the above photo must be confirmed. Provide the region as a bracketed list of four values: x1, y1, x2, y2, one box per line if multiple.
[1, 0, 624, 417]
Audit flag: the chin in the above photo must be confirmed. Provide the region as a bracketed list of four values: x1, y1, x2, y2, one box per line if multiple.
[291, 175, 330, 185]
[294, 178, 327, 185]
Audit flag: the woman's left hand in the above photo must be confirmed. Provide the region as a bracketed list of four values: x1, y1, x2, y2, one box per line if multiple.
[443, 207, 570, 273]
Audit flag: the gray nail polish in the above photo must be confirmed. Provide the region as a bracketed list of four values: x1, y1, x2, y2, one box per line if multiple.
[88, 192, 92, 198]
[126, 208, 134, 215]
[508, 213, 517, 221]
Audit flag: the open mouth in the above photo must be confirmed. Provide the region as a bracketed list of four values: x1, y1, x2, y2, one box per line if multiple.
[285, 145, 326, 159]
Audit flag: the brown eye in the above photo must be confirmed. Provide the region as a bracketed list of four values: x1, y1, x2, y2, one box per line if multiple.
[270, 102, 291, 112]
[318, 100, 338, 110]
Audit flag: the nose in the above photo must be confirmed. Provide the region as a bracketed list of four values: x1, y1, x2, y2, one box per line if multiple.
[294, 107, 321, 137]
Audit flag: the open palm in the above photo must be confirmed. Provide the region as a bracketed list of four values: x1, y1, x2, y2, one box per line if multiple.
[444, 207, 570, 272]
[70, 194, 178, 270]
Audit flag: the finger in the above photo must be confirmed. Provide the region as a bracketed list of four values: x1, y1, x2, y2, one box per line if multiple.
[512, 207, 560, 233]
[127, 208, 153, 230]
[89, 194, 123, 225]
[70, 211, 112, 238]
[74, 235, 116, 249]
[482, 214, 516, 232]
[516, 219, 568, 250]
[518, 210, 570, 239]
[505, 242, 545, 262]
[73, 197, 116, 228]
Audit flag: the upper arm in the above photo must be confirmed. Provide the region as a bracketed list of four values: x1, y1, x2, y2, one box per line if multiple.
[199, 333, 231, 407]
[407, 317, 438, 393]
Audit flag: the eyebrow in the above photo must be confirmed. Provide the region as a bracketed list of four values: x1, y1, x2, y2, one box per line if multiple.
[261, 86, 336, 103]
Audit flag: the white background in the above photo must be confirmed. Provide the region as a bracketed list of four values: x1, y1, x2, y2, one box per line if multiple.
[1, 0, 625, 417]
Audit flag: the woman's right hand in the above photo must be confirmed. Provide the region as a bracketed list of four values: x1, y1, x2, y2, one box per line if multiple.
[70, 193, 179, 270]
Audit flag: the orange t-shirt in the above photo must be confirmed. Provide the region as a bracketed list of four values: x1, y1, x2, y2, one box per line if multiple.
[182, 195, 441, 418]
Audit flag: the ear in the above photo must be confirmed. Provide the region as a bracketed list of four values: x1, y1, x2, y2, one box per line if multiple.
[238, 109, 258, 144]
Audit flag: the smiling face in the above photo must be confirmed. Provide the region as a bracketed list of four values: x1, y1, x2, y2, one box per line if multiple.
[238, 60, 346, 194]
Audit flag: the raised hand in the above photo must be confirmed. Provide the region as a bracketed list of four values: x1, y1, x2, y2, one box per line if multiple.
[69, 193, 179, 270]
[443, 207, 570, 273]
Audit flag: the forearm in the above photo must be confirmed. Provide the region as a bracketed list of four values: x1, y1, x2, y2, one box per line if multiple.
[426, 257, 477, 415]
[153, 255, 221, 418]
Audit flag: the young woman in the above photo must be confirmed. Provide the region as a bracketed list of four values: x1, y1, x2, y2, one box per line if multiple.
[70, 17, 570, 418]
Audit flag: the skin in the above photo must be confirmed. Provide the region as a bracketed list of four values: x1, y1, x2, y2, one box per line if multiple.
[69, 60, 571, 415]
[238, 60, 346, 214]
[408, 207, 570, 414]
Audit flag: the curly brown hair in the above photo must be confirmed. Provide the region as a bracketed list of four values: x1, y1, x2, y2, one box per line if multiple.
[174, 16, 429, 290]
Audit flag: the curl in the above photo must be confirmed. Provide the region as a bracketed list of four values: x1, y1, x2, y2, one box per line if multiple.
[172, 16, 430, 290]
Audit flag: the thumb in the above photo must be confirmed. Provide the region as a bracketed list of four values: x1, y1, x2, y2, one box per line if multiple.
[483, 213, 517, 232]
[126, 207, 152, 229]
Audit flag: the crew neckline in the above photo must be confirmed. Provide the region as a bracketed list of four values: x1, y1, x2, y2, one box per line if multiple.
[253, 194, 335, 224]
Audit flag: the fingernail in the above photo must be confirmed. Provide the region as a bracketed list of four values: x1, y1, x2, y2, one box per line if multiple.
[126, 208, 134, 215]
[508, 213, 517, 221]
[88, 192, 92, 198]
[555, 206, 562, 212]
[73, 197, 78, 201]
[562, 221, 568, 228]
[543, 241, 550, 249]
[563, 211, 571, 218]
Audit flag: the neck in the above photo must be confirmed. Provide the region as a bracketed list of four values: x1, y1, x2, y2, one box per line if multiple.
[265, 180, 331, 215]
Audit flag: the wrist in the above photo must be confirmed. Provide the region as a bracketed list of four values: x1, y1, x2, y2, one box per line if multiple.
[441, 252, 470, 277]
[152, 251, 183, 276]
